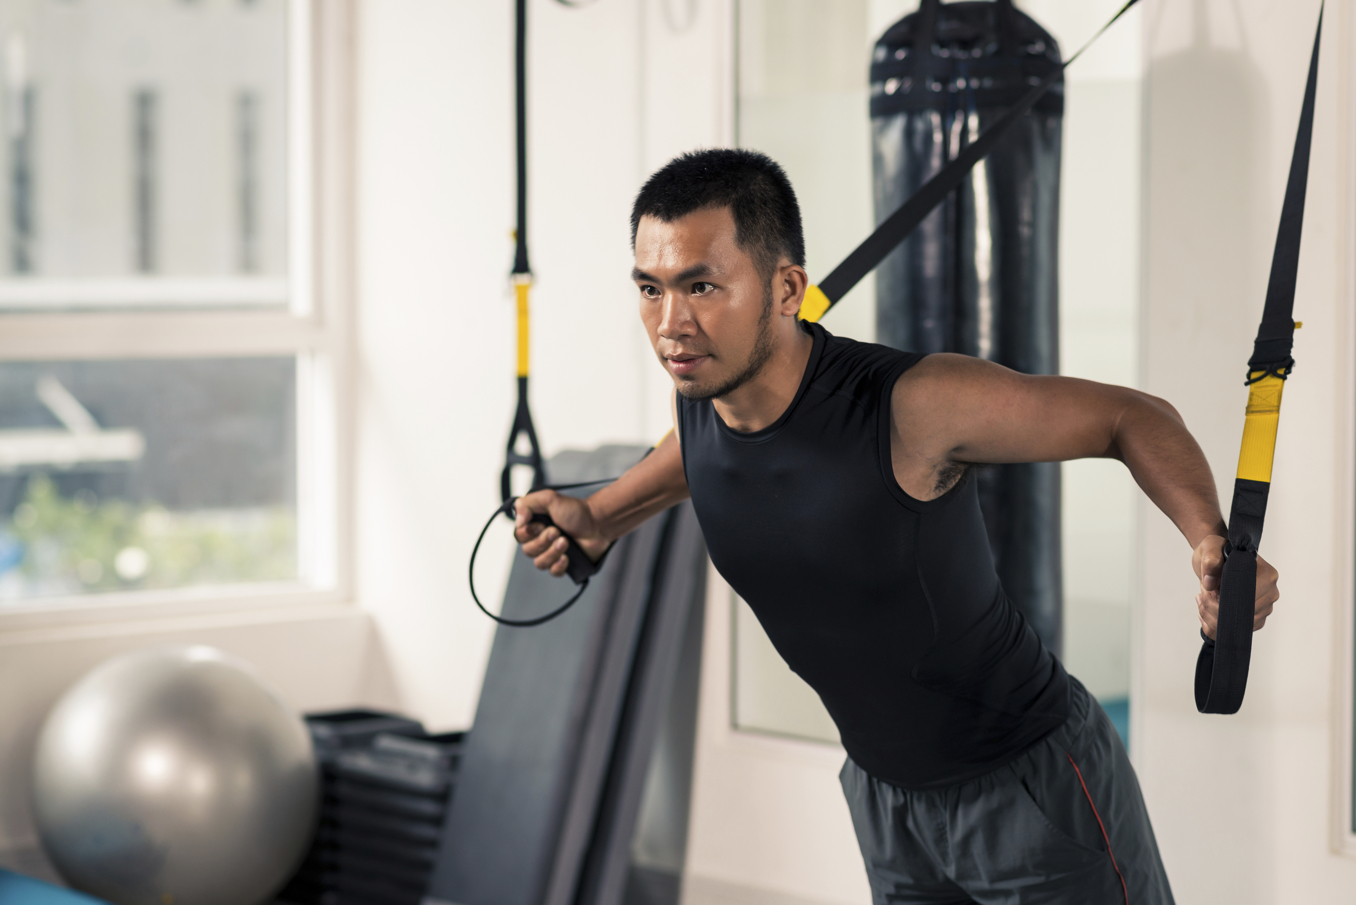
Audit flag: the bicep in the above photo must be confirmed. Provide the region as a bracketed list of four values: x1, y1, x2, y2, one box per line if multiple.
[894, 354, 1150, 466]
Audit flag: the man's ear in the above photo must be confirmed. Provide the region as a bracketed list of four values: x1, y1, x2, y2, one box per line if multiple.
[776, 262, 810, 317]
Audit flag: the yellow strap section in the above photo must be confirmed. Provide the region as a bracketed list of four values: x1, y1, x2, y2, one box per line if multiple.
[798, 284, 831, 323]
[515, 281, 531, 377]
[1236, 372, 1286, 483]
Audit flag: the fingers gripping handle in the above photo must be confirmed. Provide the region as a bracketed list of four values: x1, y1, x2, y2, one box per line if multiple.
[1195, 541, 1258, 714]
[521, 509, 605, 586]
[468, 499, 607, 629]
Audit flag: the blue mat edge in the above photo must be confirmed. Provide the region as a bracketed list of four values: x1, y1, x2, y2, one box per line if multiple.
[0, 868, 108, 904]
[1099, 696, 1130, 749]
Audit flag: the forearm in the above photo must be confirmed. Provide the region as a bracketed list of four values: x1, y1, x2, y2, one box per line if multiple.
[586, 431, 689, 541]
[1111, 394, 1226, 548]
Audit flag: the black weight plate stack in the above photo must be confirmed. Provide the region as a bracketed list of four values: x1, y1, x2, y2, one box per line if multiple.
[277, 710, 463, 905]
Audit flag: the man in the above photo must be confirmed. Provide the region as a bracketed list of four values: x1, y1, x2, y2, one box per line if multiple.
[512, 150, 1277, 904]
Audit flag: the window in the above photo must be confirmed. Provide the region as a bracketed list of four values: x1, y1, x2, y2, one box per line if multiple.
[0, 0, 349, 613]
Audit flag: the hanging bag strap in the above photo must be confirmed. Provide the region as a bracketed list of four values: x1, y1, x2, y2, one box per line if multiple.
[909, 0, 941, 85]
[994, 0, 1019, 58]
[799, 0, 1141, 322]
[1196, 2, 1323, 714]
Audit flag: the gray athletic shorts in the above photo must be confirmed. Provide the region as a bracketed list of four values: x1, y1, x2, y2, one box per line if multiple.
[840, 678, 1174, 904]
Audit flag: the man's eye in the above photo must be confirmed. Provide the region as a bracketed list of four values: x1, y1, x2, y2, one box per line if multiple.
[640, 285, 660, 298]
[692, 282, 714, 294]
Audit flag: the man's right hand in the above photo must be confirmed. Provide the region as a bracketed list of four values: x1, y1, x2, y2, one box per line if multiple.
[512, 431, 690, 579]
[1192, 533, 1279, 640]
[513, 490, 612, 578]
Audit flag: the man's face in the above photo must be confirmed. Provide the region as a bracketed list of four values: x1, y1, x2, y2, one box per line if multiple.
[633, 207, 775, 400]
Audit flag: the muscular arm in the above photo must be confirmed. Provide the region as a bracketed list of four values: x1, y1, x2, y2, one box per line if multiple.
[514, 394, 689, 576]
[584, 430, 689, 540]
[892, 354, 1223, 545]
[892, 353, 1277, 636]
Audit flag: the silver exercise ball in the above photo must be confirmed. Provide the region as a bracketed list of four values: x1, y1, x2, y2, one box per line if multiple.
[31, 645, 318, 905]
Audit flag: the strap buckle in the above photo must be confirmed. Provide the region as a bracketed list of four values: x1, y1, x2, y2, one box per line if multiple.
[1244, 358, 1294, 385]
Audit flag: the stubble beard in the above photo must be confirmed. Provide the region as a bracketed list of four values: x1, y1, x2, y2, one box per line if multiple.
[675, 282, 776, 402]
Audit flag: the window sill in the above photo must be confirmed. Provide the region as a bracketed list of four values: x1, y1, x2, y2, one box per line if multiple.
[0, 583, 352, 645]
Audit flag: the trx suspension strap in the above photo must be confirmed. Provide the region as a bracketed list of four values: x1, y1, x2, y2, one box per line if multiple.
[502, 0, 547, 504]
[1196, 3, 1322, 715]
[480, 0, 606, 626]
[798, 0, 1141, 323]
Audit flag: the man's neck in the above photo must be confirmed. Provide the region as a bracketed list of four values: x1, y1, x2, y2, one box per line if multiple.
[713, 323, 815, 433]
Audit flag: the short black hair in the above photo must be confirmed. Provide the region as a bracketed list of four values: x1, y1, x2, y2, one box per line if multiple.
[630, 149, 805, 281]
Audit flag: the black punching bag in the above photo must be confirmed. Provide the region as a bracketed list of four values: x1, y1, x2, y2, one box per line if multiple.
[871, 0, 1063, 655]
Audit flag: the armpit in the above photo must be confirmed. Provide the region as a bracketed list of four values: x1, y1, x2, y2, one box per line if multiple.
[933, 460, 969, 497]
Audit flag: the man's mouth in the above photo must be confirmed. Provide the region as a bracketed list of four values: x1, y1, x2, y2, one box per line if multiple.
[665, 353, 708, 376]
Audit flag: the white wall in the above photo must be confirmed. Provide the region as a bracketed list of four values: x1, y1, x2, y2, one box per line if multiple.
[352, 0, 730, 729]
[1138, 0, 1356, 901]
[353, 0, 521, 735]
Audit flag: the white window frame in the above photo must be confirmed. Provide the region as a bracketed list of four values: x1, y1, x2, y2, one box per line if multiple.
[1334, 0, 1356, 861]
[0, 0, 354, 629]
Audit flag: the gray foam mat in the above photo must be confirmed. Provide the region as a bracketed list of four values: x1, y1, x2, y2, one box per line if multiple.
[573, 502, 707, 905]
[427, 446, 658, 905]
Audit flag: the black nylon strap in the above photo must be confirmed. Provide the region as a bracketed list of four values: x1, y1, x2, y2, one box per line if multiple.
[513, 0, 530, 278]
[1196, 480, 1269, 713]
[1195, 541, 1257, 713]
[502, 0, 549, 501]
[1196, 4, 1322, 714]
[817, 0, 1141, 306]
[1250, 6, 1322, 373]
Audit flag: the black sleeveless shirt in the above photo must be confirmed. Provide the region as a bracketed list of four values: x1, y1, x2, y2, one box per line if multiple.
[677, 322, 1069, 789]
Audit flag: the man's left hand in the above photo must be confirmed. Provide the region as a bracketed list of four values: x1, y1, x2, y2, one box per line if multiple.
[1193, 534, 1279, 640]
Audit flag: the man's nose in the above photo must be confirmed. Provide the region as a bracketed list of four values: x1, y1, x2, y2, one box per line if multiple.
[657, 291, 694, 339]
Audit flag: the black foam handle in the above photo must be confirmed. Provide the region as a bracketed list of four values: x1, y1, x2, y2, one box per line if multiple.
[526, 512, 603, 586]
[1195, 540, 1257, 714]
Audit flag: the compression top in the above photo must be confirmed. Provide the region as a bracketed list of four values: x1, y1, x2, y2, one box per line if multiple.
[676, 321, 1069, 789]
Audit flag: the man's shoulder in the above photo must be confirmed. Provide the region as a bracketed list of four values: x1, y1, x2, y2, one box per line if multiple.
[812, 328, 927, 399]
[802, 329, 932, 407]
[888, 353, 1032, 439]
